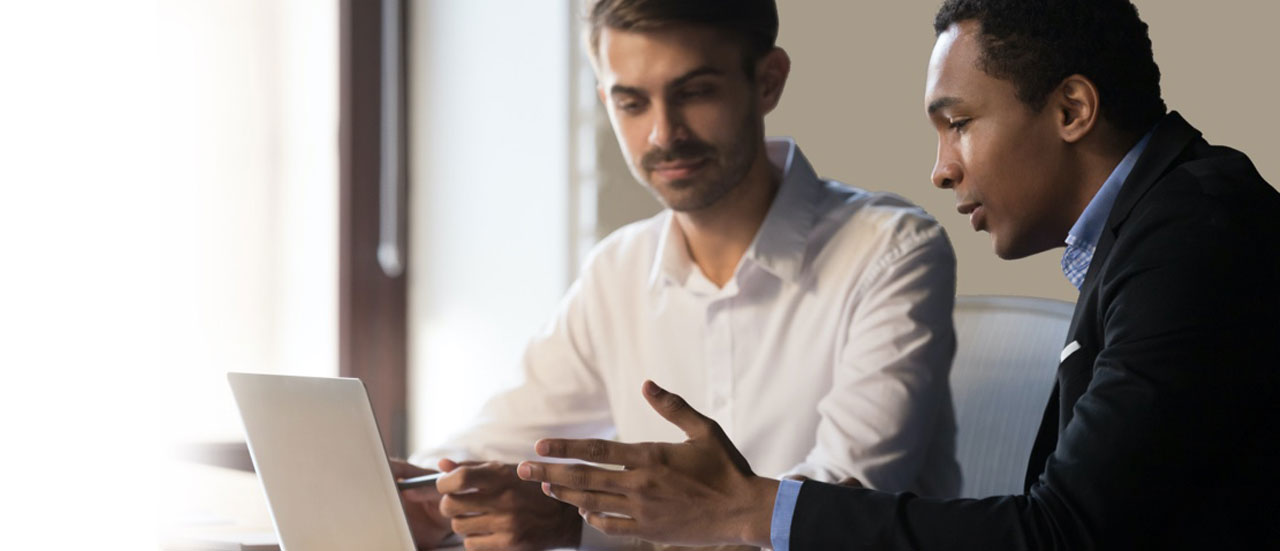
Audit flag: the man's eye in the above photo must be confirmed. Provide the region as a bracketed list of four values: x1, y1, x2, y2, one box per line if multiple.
[617, 99, 645, 114]
[677, 86, 713, 101]
[949, 118, 972, 131]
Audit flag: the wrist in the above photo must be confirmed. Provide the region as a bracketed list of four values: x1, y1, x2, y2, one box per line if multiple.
[732, 476, 779, 547]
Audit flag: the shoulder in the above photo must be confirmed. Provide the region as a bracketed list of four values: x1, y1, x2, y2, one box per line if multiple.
[1101, 144, 1280, 316]
[817, 181, 954, 271]
[576, 210, 668, 280]
[1120, 144, 1279, 262]
[1089, 145, 1280, 359]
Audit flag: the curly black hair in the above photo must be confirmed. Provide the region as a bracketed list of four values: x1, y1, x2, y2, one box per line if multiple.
[934, 0, 1167, 137]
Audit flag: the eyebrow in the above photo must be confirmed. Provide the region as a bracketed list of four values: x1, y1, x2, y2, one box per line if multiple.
[609, 66, 725, 98]
[927, 96, 964, 115]
[669, 66, 723, 88]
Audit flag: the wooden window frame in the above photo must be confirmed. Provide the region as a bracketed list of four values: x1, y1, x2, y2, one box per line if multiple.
[339, 0, 410, 459]
[178, 0, 410, 472]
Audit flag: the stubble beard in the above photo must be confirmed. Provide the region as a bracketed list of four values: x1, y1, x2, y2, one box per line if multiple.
[638, 112, 763, 213]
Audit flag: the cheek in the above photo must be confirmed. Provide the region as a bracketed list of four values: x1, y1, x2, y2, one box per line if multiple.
[682, 102, 732, 135]
[684, 93, 753, 146]
[965, 128, 1050, 214]
[609, 114, 649, 163]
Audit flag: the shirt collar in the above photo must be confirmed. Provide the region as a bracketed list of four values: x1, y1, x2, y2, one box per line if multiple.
[1065, 129, 1154, 250]
[648, 137, 823, 289]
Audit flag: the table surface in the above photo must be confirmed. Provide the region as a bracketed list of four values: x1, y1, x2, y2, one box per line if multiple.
[158, 461, 756, 551]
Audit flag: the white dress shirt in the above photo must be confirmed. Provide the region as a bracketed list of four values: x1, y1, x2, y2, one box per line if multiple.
[412, 138, 960, 546]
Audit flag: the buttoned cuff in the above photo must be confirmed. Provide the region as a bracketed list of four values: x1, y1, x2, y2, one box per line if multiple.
[770, 479, 803, 551]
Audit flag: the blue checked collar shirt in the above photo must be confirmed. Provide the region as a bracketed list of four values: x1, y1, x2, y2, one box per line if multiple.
[1061, 130, 1153, 290]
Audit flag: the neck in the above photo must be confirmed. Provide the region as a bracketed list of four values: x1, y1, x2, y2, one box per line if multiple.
[1066, 131, 1140, 231]
[674, 147, 780, 287]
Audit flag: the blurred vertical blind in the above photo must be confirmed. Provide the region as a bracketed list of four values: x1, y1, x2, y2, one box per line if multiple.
[154, 0, 339, 443]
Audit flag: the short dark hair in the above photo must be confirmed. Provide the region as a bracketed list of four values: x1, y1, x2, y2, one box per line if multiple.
[934, 0, 1167, 137]
[586, 0, 779, 77]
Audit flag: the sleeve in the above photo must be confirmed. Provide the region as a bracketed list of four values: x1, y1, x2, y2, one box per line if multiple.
[770, 479, 804, 551]
[410, 258, 651, 551]
[787, 193, 1280, 550]
[783, 222, 959, 497]
[409, 267, 615, 467]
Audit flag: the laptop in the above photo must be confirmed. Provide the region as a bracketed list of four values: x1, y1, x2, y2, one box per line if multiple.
[227, 373, 417, 551]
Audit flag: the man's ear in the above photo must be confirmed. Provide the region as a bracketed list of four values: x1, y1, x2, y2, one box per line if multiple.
[755, 48, 791, 115]
[1054, 74, 1101, 144]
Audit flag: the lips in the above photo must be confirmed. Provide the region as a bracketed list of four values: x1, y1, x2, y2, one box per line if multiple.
[957, 201, 985, 231]
[652, 158, 709, 180]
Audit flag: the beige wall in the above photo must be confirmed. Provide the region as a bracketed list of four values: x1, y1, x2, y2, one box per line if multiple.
[768, 0, 1280, 301]
[592, 1, 1279, 301]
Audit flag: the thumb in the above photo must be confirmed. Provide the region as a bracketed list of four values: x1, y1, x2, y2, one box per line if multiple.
[641, 380, 714, 438]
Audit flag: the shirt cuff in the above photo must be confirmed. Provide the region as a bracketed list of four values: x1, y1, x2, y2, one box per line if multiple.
[770, 479, 803, 551]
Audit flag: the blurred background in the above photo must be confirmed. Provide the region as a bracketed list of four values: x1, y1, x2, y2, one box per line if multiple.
[1, 1, 1275, 548]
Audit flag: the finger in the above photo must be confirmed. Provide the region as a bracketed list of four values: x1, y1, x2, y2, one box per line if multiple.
[449, 513, 508, 538]
[531, 438, 648, 466]
[516, 461, 632, 493]
[389, 458, 435, 479]
[400, 485, 441, 502]
[437, 462, 513, 494]
[439, 492, 504, 518]
[438, 458, 482, 473]
[541, 483, 632, 516]
[641, 380, 717, 439]
[460, 532, 516, 551]
[582, 511, 638, 538]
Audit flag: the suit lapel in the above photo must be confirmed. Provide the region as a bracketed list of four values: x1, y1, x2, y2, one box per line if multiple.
[1103, 112, 1201, 233]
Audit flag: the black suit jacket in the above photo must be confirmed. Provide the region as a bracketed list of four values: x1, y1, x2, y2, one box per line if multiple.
[790, 112, 1280, 549]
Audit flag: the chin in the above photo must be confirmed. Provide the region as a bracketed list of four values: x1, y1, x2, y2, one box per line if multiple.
[993, 234, 1058, 260]
[992, 242, 1022, 260]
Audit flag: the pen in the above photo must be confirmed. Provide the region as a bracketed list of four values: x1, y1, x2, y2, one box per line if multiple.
[395, 472, 444, 490]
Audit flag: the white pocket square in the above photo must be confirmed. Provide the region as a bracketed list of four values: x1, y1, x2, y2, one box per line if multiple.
[1060, 340, 1082, 363]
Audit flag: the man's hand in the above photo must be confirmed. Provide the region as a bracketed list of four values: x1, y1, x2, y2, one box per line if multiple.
[436, 459, 582, 550]
[389, 459, 452, 549]
[516, 381, 778, 548]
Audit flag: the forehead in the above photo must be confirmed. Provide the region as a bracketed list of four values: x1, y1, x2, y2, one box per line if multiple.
[925, 22, 983, 101]
[597, 26, 741, 89]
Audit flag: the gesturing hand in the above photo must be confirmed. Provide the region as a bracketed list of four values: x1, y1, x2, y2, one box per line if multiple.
[516, 381, 778, 548]
[435, 459, 582, 550]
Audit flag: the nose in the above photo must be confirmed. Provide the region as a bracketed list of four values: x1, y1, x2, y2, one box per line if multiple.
[648, 103, 687, 150]
[931, 142, 962, 190]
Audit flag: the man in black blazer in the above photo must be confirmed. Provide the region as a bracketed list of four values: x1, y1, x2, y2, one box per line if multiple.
[516, 0, 1280, 548]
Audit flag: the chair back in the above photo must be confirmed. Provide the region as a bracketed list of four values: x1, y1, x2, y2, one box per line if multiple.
[951, 295, 1073, 498]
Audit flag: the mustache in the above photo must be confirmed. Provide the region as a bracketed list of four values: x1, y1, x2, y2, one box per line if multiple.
[641, 139, 716, 171]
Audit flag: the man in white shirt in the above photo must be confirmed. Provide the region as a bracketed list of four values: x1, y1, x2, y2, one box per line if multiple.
[394, 1, 960, 549]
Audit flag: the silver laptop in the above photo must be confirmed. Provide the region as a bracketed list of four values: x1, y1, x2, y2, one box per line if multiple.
[227, 373, 416, 551]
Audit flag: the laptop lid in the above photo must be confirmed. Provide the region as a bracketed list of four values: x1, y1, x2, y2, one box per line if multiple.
[227, 373, 415, 551]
